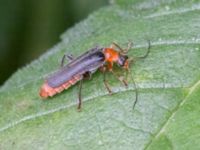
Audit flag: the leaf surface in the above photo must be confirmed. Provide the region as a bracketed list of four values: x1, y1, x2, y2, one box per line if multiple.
[0, 0, 200, 149]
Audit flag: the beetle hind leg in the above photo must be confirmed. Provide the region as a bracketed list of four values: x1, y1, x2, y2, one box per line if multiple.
[77, 79, 83, 111]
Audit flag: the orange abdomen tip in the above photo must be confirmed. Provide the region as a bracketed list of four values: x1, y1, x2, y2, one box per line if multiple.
[39, 75, 82, 99]
[39, 81, 53, 99]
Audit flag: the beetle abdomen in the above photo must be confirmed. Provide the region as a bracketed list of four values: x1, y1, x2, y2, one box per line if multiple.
[39, 74, 82, 98]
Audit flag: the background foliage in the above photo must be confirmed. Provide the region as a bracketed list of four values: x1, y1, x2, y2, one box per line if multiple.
[0, 0, 108, 85]
[0, 0, 200, 149]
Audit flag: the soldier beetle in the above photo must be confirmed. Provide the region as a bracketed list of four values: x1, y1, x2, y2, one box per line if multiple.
[39, 41, 150, 110]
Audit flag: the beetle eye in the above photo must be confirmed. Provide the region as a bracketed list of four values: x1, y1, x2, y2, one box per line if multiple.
[118, 55, 128, 66]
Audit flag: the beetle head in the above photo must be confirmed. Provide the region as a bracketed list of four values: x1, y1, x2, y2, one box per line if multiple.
[117, 54, 129, 69]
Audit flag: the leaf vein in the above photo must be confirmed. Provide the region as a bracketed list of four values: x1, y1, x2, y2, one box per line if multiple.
[144, 4, 200, 19]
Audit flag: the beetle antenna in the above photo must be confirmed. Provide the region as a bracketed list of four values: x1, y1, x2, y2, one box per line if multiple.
[126, 66, 138, 110]
[135, 40, 151, 60]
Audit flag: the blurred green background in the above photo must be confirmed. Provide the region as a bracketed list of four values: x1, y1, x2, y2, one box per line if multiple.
[0, 0, 109, 85]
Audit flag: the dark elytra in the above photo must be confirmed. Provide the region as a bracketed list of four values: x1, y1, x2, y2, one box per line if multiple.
[47, 47, 105, 88]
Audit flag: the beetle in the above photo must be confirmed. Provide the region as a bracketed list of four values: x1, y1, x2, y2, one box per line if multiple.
[39, 41, 150, 110]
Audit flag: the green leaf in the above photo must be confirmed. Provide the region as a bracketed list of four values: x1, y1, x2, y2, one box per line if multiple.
[1, 0, 200, 149]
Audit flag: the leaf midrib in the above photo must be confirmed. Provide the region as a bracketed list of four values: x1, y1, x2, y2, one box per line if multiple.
[144, 79, 200, 149]
[0, 79, 193, 134]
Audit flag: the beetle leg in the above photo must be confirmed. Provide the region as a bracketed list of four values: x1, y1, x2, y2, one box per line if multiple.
[111, 41, 133, 54]
[123, 41, 133, 53]
[77, 79, 83, 110]
[61, 54, 74, 67]
[83, 71, 92, 80]
[77, 71, 92, 110]
[100, 66, 113, 94]
[110, 42, 123, 52]
[135, 40, 151, 60]
[126, 69, 138, 110]
[110, 70, 128, 87]
[103, 70, 113, 94]
[107, 62, 113, 71]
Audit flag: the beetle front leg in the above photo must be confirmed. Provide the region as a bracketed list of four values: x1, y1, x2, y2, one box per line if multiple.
[107, 62, 128, 87]
[110, 70, 128, 87]
[111, 41, 133, 54]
